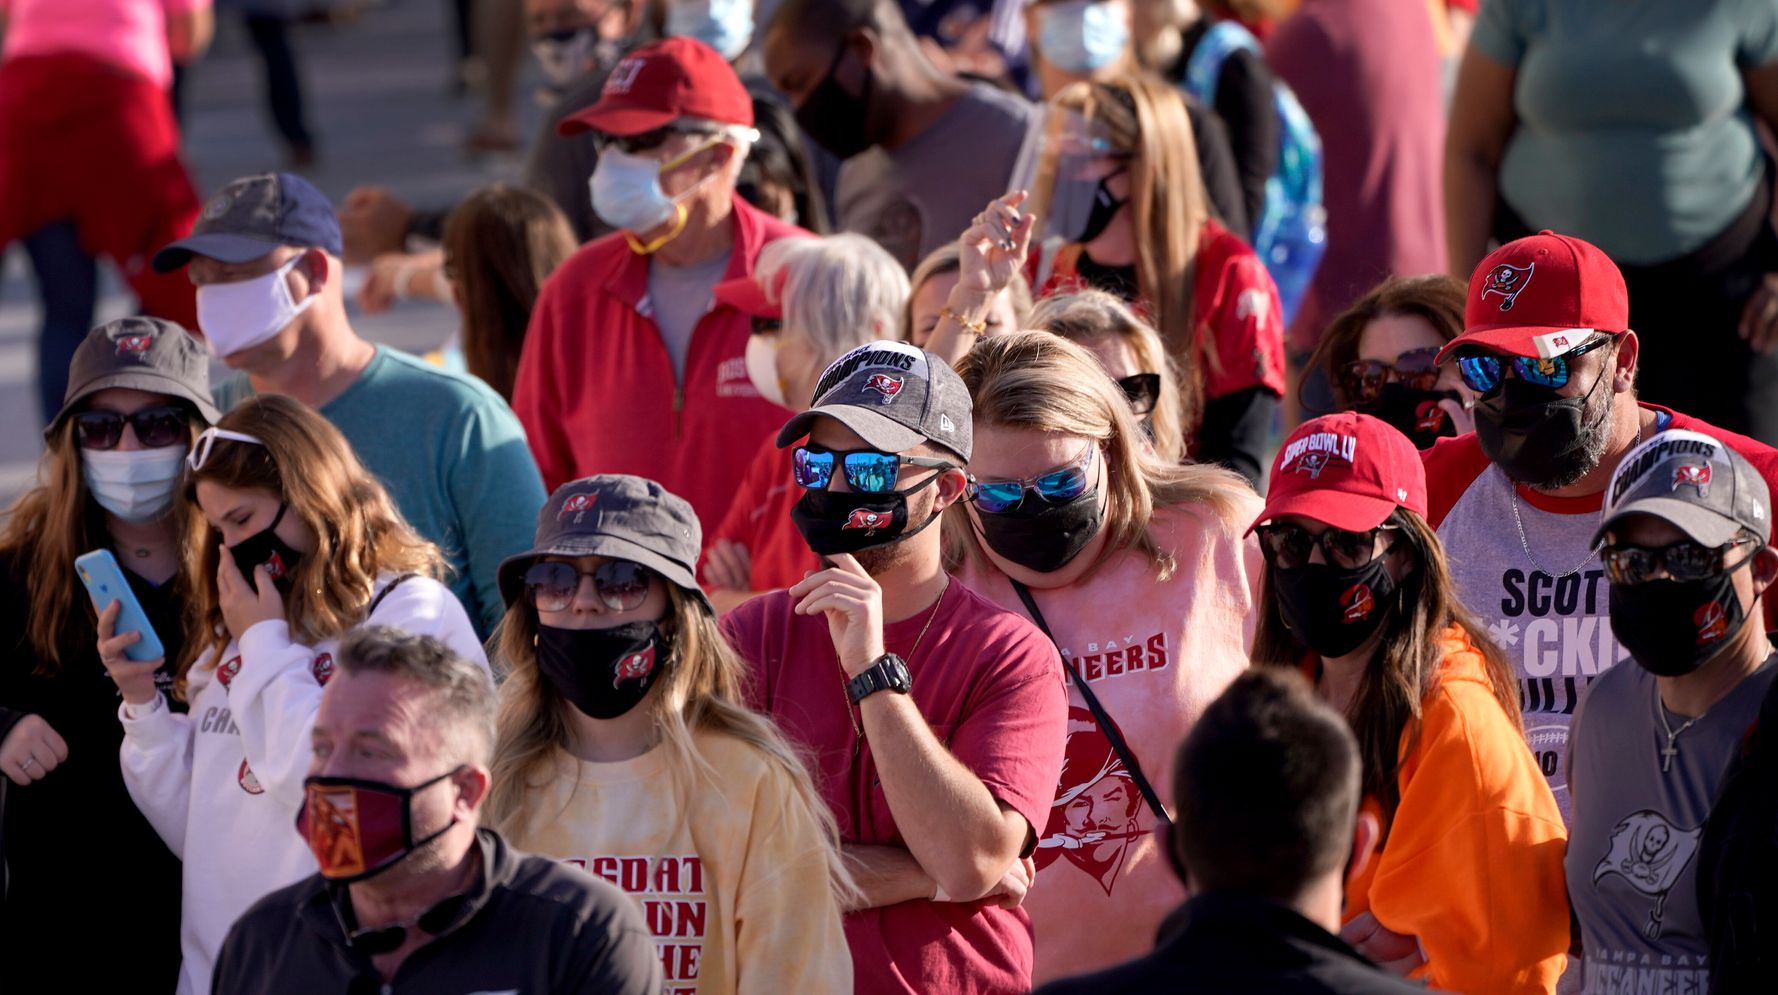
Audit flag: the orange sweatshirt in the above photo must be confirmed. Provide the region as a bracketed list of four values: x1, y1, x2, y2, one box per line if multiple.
[1342, 625, 1570, 994]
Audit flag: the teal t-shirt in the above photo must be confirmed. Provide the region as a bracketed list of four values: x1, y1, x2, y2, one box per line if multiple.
[214, 347, 544, 637]
[1473, 0, 1778, 264]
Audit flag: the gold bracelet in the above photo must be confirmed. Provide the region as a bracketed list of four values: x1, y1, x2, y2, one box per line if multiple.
[940, 307, 988, 336]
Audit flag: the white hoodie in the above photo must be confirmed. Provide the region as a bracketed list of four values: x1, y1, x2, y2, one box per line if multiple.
[119, 574, 489, 995]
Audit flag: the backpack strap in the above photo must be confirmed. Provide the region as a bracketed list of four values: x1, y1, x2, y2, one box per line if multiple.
[367, 573, 420, 619]
[1181, 20, 1261, 106]
[1010, 578, 1172, 827]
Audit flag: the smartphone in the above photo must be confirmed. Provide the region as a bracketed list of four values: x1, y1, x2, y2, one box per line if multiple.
[75, 549, 165, 662]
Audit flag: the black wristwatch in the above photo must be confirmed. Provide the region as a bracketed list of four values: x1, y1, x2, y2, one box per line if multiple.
[846, 653, 912, 704]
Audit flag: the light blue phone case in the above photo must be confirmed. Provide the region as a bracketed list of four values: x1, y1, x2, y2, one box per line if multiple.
[75, 549, 165, 662]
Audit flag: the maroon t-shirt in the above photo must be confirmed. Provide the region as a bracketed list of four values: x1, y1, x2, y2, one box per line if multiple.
[723, 580, 1068, 995]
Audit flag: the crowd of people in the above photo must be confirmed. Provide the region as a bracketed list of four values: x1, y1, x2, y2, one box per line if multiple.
[7, 0, 1778, 993]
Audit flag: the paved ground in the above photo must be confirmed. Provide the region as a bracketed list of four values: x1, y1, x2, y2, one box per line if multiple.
[0, 0, 544, 502]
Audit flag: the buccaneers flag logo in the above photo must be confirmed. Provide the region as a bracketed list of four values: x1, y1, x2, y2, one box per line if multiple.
[1480, 262, 1534, 312]
[1341, 583, 1375, 623]
[114, 334, 154, 356]
[612, 645, 656, 688]
[1294, 452, 1330, 478]
[863, 373, 904, 403]
[559, 493, 598, 519]
[1695, 600, 1729, 646]
[843, 508, 890, 534]
[1415, 400, 1447, 434]
[1672, 464, 1712, 497]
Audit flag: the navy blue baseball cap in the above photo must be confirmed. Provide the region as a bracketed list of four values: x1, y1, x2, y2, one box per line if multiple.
[152, 173, 343, 272]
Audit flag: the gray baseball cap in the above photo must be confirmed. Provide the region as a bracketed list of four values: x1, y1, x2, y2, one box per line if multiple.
[498, 475, 713, 613]
[1594, 428, 1770, 548]
[775, 340, 972, 461]
[152, 172, 343, 272]
[48, 317, 220, 438]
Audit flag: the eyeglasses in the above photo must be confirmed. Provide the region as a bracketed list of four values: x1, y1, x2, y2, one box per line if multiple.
[792, 444, 955, 494]
[523, 559, 656, 613]
[187, 427, 266, 472]
[1117, 373, 1161, 416]
[594, 126, 719, 157]
[967, 441, 1096, 515]
[74, 405, 190, 450]
[751, 316, 782, 337]
[1339, 348, 1442, 405]
[1601, 538, 1755, 586]
[1455, 335, 1614, 395]
[1256, 523, 1400, 572]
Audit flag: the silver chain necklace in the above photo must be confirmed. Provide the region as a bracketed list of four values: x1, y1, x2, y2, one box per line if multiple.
[1654, 690, 1705, 773]
[1506, 414, 1646, 578]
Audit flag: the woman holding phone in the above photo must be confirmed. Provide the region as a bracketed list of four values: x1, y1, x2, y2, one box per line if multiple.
[104, 393, 487, 995]
[0, 317, 214, 993]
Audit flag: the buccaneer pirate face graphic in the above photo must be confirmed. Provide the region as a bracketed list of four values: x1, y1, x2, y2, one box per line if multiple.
[1036, 709, 1148, 895]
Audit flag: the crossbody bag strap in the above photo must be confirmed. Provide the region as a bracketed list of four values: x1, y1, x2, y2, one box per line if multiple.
[1010, 578, 1172, 827]
[366, 573, 420, 618]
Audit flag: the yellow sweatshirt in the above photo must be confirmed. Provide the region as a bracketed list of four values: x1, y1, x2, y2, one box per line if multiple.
[510, 729, 852, 995]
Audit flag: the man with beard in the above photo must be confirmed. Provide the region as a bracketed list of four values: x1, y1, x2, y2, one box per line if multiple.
[722, 340, 1069, 995]
[1423, 231, 1778, 824]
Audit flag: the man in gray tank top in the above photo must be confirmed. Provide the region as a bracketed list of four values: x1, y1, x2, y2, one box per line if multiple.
[1566, 429, 1778, 994]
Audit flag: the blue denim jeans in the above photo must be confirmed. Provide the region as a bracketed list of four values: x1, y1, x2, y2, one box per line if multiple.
[22, 219, 97, 423]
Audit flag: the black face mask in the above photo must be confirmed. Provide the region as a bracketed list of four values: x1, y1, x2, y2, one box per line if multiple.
[535, 621, 669, 720]
[1273, 558, 1397, 659]
[229, 502, 304, 595]
[791, 471, 944, 556]
[1473, 366, 1613, 488]
[1359, 383, 1462, 450]
[1610, 571, 1750, 678]
[973, 488, 1105, 574]
[794, 44, 874, 160]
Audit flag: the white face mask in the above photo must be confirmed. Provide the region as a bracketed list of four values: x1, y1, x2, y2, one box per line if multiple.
[82, 444, 187, 522]
[196, 255, 316, 358]
[588, 138, 723, 248]
[665, 0, 754, 62]
[745, 331, 788, 407]
[532, 28, 599, 88]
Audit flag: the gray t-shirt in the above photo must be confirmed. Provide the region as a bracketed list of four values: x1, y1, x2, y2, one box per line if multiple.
[836, 82, 1042, 270]
[1565, 653, 1777, 994]
[646, 250, 732, 383]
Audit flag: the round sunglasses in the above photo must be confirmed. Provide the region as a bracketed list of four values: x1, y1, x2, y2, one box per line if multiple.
[1256, 523, 1399, 572]
[792, 444, 954, 494]
[1117, 373, 1161, 416]
[1601, 538, 1755, 586]
[1339, 348, 1441, 405]
[74, 405, 191, 451]
[1455, 335, 1614, 395]
[523, 559, 656, 613]
[967, 441, 1095, 515]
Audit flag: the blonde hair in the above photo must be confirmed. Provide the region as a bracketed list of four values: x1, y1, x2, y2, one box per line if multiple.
[181, 395, 444, 697]
[485, 584, 858, 908]
[903, 242, 1034, 340]
[1032, 71, 1210, 438]
[1029, 288, 1186, 464]
[1, 413, 203, 677]
[944, 331, 1252, 582]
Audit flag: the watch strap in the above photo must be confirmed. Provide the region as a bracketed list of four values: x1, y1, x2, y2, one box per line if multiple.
[847, 653, 909, 704]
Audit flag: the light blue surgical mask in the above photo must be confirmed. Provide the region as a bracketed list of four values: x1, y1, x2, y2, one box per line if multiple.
[1038, 0, 1129, 75]
[665, 0, 753, 62]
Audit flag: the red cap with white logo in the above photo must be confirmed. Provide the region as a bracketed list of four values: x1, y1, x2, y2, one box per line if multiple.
[1249, 412, 1428, 535]
[1434, 230, 1630, 364]
[558, 37, 754, 138]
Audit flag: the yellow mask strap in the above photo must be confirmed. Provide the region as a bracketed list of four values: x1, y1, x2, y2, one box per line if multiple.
[624, 201, 691, 255]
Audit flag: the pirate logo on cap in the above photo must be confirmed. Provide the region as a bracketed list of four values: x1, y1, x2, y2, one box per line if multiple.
[203, 194, 234, 221]
[1481, 262, 1534, 312]
[1294, 452, 1331, 478]
[114, 333, 155, 357]
[559, 492, 598, 522]
[863, 373, 904, 404]
[1672, 464, 1712, 497]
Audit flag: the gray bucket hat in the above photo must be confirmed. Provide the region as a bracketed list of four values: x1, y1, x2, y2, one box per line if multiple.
[1594, 428, 1769, 548]
[48, 317, 220, 439]
[498, 475, 713, 613]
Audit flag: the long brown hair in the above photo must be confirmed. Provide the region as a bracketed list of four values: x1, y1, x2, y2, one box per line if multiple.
[944, 332, 1251, 582]
[442, 184, 578, 402]
[485, 584, 858, 907]
[0, 411, 203, 677]
[1033, 70, 1209, 437]
[1250, 510, 1519, 827]
[1303, 274, 1466, 412]
[1029, 288, 1187, 464]
[181, 395, 443, 695]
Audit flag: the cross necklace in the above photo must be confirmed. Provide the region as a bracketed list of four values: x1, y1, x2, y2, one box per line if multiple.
[1654, 688, 1705, 773]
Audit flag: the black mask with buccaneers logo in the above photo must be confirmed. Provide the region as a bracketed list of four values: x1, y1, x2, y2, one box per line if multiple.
[229, 501, 303, 595]
[535, 621, 670, 720]
[791, 471, 944, 556]
[1610, 570, 1750, 678]
[1359, 383, 1462, 450]
[1273, 558, 1398, 658]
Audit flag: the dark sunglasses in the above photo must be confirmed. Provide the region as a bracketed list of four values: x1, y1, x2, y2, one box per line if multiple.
[792, 444, 954, 494]
[1117, 373, 1161, 416]
[595, 125, 717, 156]
[967, 441, 1095, 515]
[523, 559, 656, 613]
[1601, 538, 1755, 586]
[74, 405, 191, 451]
[1257, 522, 1399, 572]
[1455, 335, 1614, 395]
[751, 316, 782, 336]
[1339, 348, 1441, 405]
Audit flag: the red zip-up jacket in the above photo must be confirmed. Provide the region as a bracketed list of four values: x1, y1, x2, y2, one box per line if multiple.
[513, 195, 810, 543]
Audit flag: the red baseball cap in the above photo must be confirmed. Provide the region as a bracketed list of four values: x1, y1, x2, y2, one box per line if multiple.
[558, 37, 754, 138]
[1249, 412, 1428, 535]
[714, 268, 787, 320]
[1435, 230, 1629, 364]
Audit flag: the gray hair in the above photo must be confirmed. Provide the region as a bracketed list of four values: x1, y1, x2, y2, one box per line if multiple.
[757, 233, 910, 364]
[337, 626, 497, 769]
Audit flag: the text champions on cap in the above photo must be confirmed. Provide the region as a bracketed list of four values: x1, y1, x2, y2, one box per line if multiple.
[812, 341, 927, 401]
[1609, 431, 1721, 507]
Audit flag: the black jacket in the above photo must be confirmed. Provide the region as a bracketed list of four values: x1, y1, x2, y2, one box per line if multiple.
[1034, 892, 1427, 995]
[211, 828, 662, 995]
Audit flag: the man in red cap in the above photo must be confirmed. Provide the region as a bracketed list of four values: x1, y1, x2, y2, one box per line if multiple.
[511, 36, 813, 547]
[1424, 230, 1778, 824]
